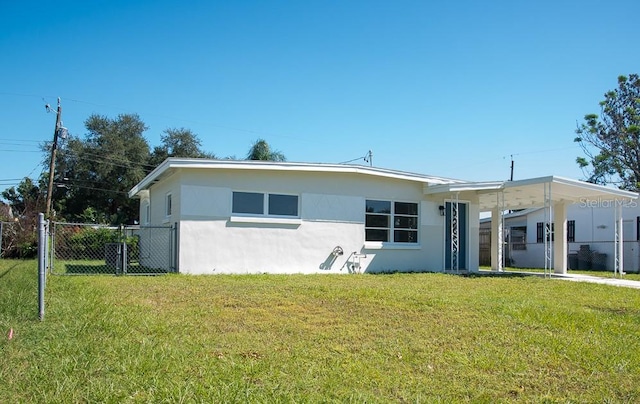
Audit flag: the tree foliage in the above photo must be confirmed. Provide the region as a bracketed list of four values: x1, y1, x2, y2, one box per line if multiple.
[149, 128, 215, 167]
[246, 138, 286, 162]
[0, 177, 45, 258]
[575, 74, 640, 190]
[53, 114, 151, 224]
[1, 177, 44, 217]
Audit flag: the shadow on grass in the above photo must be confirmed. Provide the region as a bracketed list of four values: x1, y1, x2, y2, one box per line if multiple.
[0, 262, 22, 280]
[458, 272, 534, 279]
[368, 269, 536, 279]
[62, 263, 169, 275]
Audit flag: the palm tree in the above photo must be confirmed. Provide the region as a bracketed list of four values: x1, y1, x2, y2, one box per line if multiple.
[246, 138, 286, 161]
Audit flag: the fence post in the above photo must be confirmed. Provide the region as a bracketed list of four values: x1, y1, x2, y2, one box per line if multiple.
[49, 222, 54, 274]
[172, 222, 178, 273]
[37, 213, 46, 321]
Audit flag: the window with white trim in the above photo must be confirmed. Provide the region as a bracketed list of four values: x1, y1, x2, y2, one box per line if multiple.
[365, 200, 418, 243]
[165, 193, 172, 217]
[232, 191, 299, 217]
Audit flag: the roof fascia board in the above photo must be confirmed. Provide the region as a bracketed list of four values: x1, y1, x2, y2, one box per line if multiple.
[129, 158, 460, 197]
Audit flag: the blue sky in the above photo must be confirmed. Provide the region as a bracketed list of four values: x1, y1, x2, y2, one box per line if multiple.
[1, 0, 639, 194]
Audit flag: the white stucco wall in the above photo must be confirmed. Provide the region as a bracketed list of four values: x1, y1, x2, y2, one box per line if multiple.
[141, 167, 471, 274]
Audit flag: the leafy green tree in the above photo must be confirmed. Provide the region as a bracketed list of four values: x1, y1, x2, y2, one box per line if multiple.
[575, 74, 640, 190]
[0, 177, 44, 258]
[246, 138, 286, 161]
[149, 128, 215, 167]
[1, 177, 44, 217]
[54, 114, 151, 224]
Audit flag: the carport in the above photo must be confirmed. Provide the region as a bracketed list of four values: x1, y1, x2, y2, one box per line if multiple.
[425, 176, 637, 274]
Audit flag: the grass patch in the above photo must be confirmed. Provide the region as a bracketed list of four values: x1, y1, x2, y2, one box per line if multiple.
[2, 260, 640, 402]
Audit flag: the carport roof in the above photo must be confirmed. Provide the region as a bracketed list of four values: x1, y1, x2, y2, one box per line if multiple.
[424, 176, 638, 211]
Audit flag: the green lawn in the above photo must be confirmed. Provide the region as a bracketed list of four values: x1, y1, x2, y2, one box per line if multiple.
[2, 260, 640, 402]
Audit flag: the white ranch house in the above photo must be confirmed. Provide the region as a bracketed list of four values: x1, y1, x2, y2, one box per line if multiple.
[128, 158, 637, 275]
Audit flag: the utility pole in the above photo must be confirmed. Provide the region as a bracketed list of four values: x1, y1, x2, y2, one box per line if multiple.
[365, 150, 373, 167]
[45, 98, 62, 218]
[509, 155, 514, 181]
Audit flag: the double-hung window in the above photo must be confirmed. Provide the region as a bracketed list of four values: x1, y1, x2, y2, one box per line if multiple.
[365, 200, 418, 243]
[232, 191, 299, 217]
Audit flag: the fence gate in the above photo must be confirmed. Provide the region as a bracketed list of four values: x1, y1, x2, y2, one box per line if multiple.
[49, 222, 176, 275]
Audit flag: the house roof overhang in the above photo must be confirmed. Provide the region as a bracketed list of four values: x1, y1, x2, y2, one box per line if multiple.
[128, 158, 464, 198]
[424, 176, 638, 211]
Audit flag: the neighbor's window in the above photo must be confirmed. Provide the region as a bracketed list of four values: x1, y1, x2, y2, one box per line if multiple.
[232, 191, 299, 217]
[510, 226, 527, 250]
[365, 200, 418, 243]
[165, 193, 172, 217]
[567, 220, 575, 243]
[536, 222, 554, 243]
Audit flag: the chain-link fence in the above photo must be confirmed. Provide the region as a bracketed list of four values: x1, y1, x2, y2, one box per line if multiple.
[50, 222, 175, 275]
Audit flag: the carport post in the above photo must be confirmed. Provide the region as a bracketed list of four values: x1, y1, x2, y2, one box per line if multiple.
[553, 202, 568, 274]
[490, 207, 503, 271]
[614, 203, 624, 277]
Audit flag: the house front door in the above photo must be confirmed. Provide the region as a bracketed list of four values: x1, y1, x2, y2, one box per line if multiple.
[445, 201, 468, 270]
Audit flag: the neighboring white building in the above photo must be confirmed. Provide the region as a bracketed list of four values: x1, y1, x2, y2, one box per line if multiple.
[480, 200, 640, 273]
[128, 158, 637, 275]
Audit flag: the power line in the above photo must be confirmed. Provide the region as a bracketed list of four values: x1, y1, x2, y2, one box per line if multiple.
[57, 148, 158, 171]
[339, 150, 373, 166]
[0, 139, 43, 144]
[54, 182, 129, 194]
[3, 91, 322, 146]
[504, 145, 580, 159]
